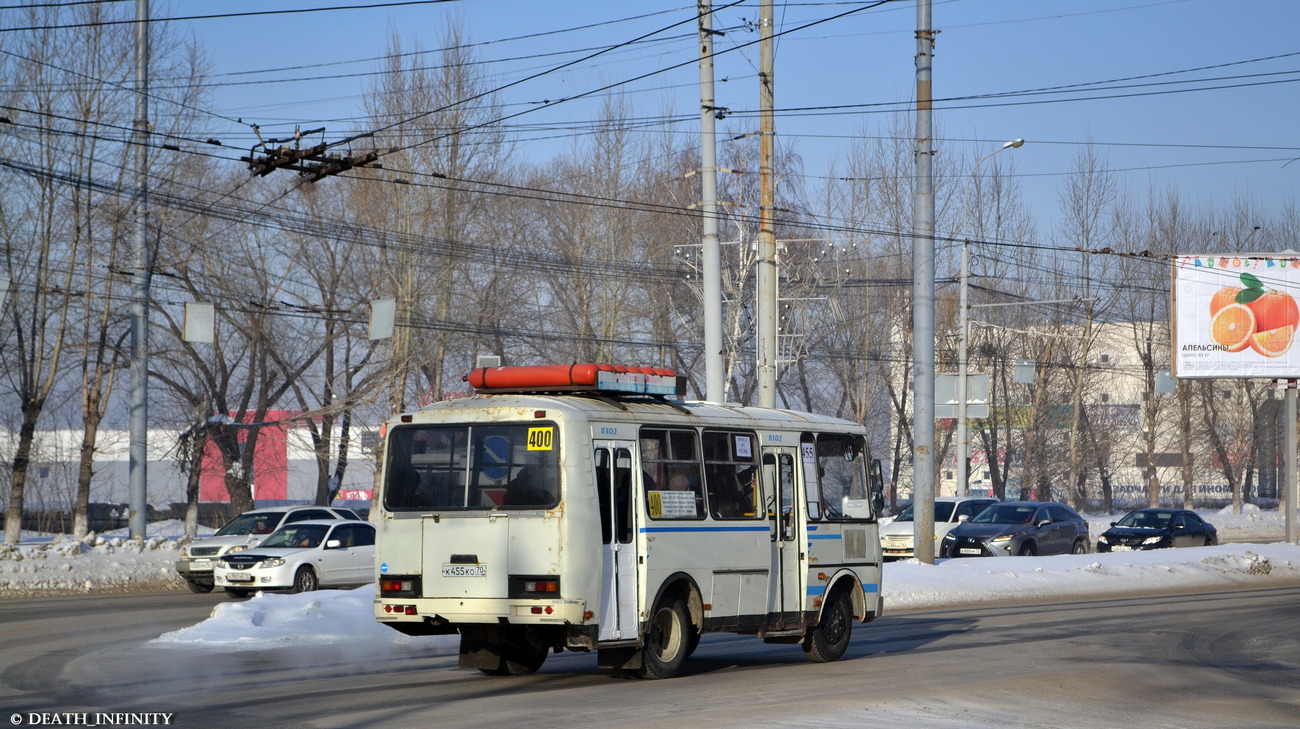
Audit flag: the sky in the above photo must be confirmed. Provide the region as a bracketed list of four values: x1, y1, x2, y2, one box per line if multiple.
[142, 0, 1300, 244]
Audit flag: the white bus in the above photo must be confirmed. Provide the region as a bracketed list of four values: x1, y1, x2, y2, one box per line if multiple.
[373, 364, 885, 678]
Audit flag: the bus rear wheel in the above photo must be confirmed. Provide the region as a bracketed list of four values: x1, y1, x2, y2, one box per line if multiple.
[477, 628, 549, 676]
[637, 598, 689, 679]
[804, 590, 852, 663]
[478, 645, 548, 676]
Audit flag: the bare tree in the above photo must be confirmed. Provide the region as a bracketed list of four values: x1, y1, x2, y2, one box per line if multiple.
[1056, 143, 1118, 510]
[357, 22, 511, 410]
[0, 4, 131, 543]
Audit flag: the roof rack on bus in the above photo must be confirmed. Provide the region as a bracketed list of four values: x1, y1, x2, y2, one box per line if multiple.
[464, 363, 686, 398]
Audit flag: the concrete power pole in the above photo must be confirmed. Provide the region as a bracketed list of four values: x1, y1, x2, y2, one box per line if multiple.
[128, 0, 151, 539]
[699, 1, 725, 404]
[757, 0, 778, 408]
[911, 0, 937, 563]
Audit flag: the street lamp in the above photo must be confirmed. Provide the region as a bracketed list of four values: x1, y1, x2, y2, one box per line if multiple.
[957, 138, 1023, 497]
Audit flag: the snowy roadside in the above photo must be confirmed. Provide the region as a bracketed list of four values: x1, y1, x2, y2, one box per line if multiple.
[0, 519, 209, 598]
[0, 508, 1296, 601]
[138, 541, 1300, 655]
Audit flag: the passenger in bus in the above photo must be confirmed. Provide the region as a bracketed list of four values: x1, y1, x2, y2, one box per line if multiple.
[504, 466, 553, 506]
[387, 461, 422, 508]
[668, 474, 691, 491]
[735, 466, 758, 514]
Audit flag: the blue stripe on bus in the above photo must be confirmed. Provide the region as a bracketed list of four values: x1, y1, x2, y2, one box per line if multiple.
[807, 534, 841, 540]
[639, 525, 771, 534]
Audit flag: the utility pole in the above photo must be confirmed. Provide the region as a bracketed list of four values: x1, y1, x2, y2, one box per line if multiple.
[911, 0, 937, 563]
[128, 0, 150, 539]
[1288, 382, 1298, 544]
[756, 0, 778, 409]
[699, 1, 725, 404]
[958, 139, 1022, 498]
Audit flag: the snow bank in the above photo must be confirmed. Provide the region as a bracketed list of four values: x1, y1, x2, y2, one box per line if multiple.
[0, 510, 1296, 600]
[0, 533, 188, 597]
[140, 543, 1300, 652]
[883, 542, 1300, 611]
[149, 584, 459, 655]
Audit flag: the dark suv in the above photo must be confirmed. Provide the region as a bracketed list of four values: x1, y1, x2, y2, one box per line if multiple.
[941, 501, 1089, 557]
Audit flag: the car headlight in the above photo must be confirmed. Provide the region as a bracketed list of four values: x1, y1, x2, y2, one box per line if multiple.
[989, 532, 1018, 543]
[1141, 536, 1162, 545]
[227, 545, 248, 554]
[258, 558, 286, 568]
[1098, 535, 1109, 544]
[942, 533, 956, 543]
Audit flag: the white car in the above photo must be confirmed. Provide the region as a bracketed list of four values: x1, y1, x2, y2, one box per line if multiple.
[879, 496, 999, 560]
[175, 505, 362, 593]
[213, 519, 376, 597]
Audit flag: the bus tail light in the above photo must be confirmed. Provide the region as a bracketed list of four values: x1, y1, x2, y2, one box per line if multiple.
[379, 576, 421, 597]
[510, 575, 560, 598]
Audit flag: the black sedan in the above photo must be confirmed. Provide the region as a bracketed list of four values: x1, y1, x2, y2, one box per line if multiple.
[1096, 508, 1218, 552]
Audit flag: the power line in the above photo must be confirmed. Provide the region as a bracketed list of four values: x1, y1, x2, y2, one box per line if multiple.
[0, 1, 467, 33]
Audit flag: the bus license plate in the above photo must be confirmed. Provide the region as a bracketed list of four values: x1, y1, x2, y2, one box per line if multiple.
[443, 564, 486, 577]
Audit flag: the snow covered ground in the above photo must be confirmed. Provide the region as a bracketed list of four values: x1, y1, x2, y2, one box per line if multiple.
[1, 507, 1299, 649]
[4, 508, 1297, 729]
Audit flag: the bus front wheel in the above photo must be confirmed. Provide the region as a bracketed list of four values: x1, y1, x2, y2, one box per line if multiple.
[804, 590, 852, 663]
[637, 598, 689, 679]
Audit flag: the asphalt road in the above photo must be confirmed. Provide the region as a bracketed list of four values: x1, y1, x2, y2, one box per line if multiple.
[2, 587, 1298, 728]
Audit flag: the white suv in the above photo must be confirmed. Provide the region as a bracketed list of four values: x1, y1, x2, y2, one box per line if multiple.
[175, 505, 361, 593]
[879, 496, 998, 560]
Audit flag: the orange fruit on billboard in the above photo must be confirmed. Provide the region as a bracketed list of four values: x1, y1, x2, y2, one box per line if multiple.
[1249, 324, 1295, 357]
[1209, 286, 1242, 316]
[1247, 290, 1300, 332]
[1209, 303, 1255, 352]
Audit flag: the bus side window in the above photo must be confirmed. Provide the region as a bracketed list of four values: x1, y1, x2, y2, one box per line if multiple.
[640, 427, 704, 519]
[702, 430, 760, 520]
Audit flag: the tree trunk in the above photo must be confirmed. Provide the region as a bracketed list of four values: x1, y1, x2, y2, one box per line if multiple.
[4, 410, 41, 545]
[184, 428, 205, 539]
[73, 410, 101, 537]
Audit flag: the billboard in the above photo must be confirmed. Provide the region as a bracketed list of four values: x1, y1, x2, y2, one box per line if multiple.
[1172, 254, 1300, 378]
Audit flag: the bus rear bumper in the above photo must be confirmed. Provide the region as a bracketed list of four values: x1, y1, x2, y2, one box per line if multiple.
[374, 597, 589, 630]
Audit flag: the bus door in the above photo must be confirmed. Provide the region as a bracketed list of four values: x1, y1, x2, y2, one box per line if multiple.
[594, 441, 639, 642]
[763, 446, 803, 631]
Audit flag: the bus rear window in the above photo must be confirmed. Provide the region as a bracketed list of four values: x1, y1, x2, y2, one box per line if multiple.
[384, 424, 560, 510]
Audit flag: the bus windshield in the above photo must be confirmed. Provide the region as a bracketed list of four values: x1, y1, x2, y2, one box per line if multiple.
[384, 424, 560, 510]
